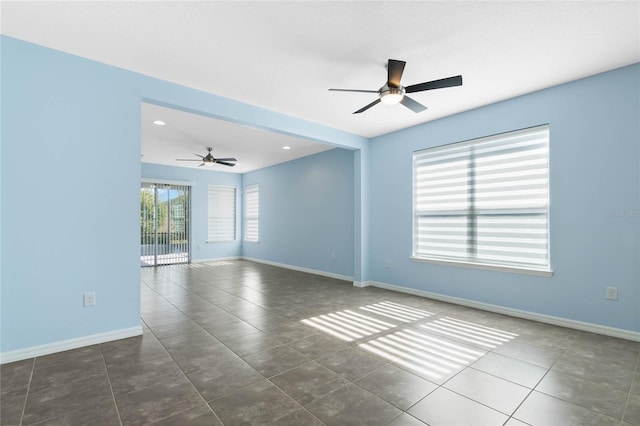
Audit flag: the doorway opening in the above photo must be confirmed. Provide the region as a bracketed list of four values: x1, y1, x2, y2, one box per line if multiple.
[140, 182, 190, 266]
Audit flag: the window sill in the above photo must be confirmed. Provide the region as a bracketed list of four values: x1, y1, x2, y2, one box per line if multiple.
[410, 256, 553, 277]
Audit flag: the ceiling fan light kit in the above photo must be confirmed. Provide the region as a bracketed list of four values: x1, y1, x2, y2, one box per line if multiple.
[380, 85, 405, 105]
[329, 59, 462, 114]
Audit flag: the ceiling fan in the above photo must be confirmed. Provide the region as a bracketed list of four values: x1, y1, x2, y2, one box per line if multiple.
[176, 147, 237, 167]
[329, 59, 463, 114]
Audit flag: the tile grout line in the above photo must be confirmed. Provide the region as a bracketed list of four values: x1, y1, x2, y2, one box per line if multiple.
[17, 357, 36, 426]
[620, 351, 640, 425]
[99, 346, 124, 426]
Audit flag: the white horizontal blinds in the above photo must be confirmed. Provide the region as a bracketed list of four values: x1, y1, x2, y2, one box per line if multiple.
[414, 125, 550, 270]
[245, 184, 259, 242]
[207, 185, 236, 242]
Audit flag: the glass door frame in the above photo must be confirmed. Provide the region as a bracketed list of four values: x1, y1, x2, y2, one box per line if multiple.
[140, 180, 191, 267]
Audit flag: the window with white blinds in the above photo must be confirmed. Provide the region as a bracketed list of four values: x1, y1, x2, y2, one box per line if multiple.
[244, 184, 259, 242]
[207, 185, 236, 242]
[413, 125, 550, 274]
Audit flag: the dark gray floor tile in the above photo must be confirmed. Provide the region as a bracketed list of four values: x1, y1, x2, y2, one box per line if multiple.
[142, 310, 191, 327]
[513, 391, 620, 426]
[22, 375, 113, 425]
[116, 381, 203, 426]
[408, 387, 508, 426]
[157, 329, 218, 351]
[28, 399, 120, 426]
[269, 408, 324, 425]
[443, 367, 530, 415]
[631, 372, 640, 396]
[567, 334, 640, 366]
[187, 357, 264, 401]
[1, 393, 28, 426]
[149, 404, 222, 426]
[317, 346, 389, 381]
[471, 352, 548, 388]
[192, 310, 243, 328]
[244, 314, 294, 332]
[9, 262, 640, 426]
[244, 345, 310, 378]
[33, 345, 103, 371]
[263, 321, 320, 343]
[270, 361, 350, 406]
[493, 339, 564, 368]
[101, 333, 167, 365]
[168, 341, 240, 375]
[0, 359, 34, 398]
[624, 393, 640, 425]
[552, 352, 634, 392]
[223, 331, 284, 357]
[536, 370, 628, 419]
[287, 333, 352, 359]
[305, 383, 402, 426]
[356, 364, 436, 410]
[107, 354, 188, 396]
[149, 319, 204, 340]
[201, 320, 261, 340]
[209, 379, 300, 426]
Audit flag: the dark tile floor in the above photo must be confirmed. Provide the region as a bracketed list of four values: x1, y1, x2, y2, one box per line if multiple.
[3, 260, 640, 425]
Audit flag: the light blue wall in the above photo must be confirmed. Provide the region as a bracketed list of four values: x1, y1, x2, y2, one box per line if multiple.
[0, 36, 366, 355]
[369, 63, 640, 331]
[2, 33, 638, 358]
[242, 148, 355, 278]
[141, 163, 243, 261]
[1, 37, 142, 352]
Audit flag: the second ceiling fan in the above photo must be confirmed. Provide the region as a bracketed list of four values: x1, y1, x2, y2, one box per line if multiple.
[329, 59, 462, 114]
[176, 147, 237, 167]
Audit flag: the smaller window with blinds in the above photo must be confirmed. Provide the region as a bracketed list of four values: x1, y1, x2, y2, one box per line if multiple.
[207, 185, 236, 242]
[244, 184, 259, 242]
[413, 125, 551, 275]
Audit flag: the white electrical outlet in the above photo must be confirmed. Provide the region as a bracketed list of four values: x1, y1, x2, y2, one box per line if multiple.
[385, 260, 392, 269]
[332, 252, 336, 260]
[606, 287, 618, 301]
[83, 292, 96, 307]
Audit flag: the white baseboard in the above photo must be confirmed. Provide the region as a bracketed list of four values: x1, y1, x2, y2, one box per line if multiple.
[368, 281, 640, 342]
[0, 326, 143, 364]
[242, 257, 353, 282]
[192, 256, 241, 263]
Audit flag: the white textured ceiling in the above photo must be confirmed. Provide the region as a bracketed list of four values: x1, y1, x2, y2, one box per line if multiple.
[2, 1, 639, 171]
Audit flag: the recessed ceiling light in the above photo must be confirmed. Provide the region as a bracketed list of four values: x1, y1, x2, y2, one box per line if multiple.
[282, 146, 291, 150]
[153, 120, 166, 126]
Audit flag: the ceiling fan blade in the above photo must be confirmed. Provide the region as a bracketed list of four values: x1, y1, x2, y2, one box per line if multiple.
[195, 154, 205, 158]
[353, 98, 381, 114]
[198, 163, 205, 167]
[400, 96, 428, 113]
[405, 75, 463, 93]
[387, 59, 406, 88]
[215, 161, 236, 167]
[215, 158, 237, 162]
[176, 159, 203, 161]
[329, 88, 378, 93]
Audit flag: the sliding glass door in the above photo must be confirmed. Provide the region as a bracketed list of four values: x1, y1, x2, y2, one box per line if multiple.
[140, 182, 190, 266]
